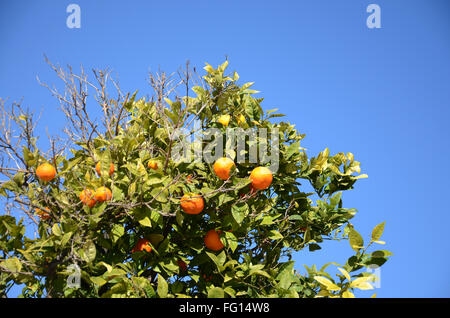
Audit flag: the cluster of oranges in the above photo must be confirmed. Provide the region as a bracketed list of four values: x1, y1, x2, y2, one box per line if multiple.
[34, 154, 273, 271]
[179, 157, 273, 255]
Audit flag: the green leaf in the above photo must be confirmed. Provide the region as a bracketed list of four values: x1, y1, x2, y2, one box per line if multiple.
[249, 269, 271, 279]
[60, 231, 73, 247]
[371, 221, 385, 242]
[206, 251, 224, 271]
[157, 275, 168, 298]
[138, 216, 152, 227]
[349, 228, 364, 252]
[308, 243, 321, 252]
[81, 241, 96, 263]
[52, 224, 62, 237]
[231, 203, 249, 224]
[0, 257, 22, 273]
[268, 230, 283, 240]
[285, 142, 300, 160]
[224, 231, 238, 252]
[91, 276, 107, 287]
[111, 224, 125, 243]
[208, 286, 224, 298]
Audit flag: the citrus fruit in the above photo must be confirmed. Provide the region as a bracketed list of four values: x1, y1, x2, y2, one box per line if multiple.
[131, 238, 152, 253]
[36, 163, 56, 182]
[237, 114, 246, 125]
[95, 162, 114, 176]
[180, 193, 204, 214]
[213, 157, 235, 180]
[204, 229, 224, 251]
[177, 260, 188, 272]
[35, 208, 51, 220]
[218, 114, 231, 126]
[94, 186, 112, 202]
[250, 166, 273, 190]
[79, 189, 97, 208]
[148, 160, 158, 170]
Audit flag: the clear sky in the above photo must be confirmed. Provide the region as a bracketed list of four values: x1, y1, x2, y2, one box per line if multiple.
[1, 0, 449, 298]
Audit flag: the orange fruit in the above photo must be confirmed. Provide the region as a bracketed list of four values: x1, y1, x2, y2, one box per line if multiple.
[180, 193, 204, 214]
[186, 174, 193, 183]
[213, 157, 235, 180]
[132, 238, 152, 253]
[35, 208, 51, 220]
[36, 163, 56, 182]
[204, 229, 224, 251]
[177, 260, 188, 272]
[250, 166, 273, 190]
[147, 160, 158, 170]
[95, 162, 114, 176]
[218, 114, 231, 126]
[94, 186, 112, 202]
[79, 189, 97, 208]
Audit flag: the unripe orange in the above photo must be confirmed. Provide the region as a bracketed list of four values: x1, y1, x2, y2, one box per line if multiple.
[213, 157, 235, 180]
[204, 229, 224, 251]
[131, 238, 152, 253]
[94, 186, 112, 202]
[79, 189, 97, 208]
[95, 162, 114, 176]
[180, 193, 204, 215]
[250, 166, 273, 190]
[36, 163, 56, 182]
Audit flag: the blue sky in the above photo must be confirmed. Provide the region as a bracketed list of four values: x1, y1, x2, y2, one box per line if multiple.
[1, 0, 449, 297]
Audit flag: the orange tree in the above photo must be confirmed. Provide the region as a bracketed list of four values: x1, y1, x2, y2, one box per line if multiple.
[0, 61, 392, 298]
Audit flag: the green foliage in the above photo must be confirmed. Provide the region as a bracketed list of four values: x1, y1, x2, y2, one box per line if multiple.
[0, 61, 391, 298]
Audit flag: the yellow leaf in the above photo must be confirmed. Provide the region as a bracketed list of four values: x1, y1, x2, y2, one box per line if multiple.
[314, 276, 340, 291]
[337, 268, 352, 282]
[351, 277, 375, 290]
[342, 290, 355, 298]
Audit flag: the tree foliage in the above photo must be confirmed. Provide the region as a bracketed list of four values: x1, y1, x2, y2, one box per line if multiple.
[0, 61, 392, 298]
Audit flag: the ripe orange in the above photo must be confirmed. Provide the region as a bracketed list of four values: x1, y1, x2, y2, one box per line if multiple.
[204, 229, 224, 251]
[132, 238, 152, 253]
[180, 193, 204, 214]
[35, 208, 51, 221]
[94, 186, 112, 202]
[250, 166, 273, 190]
[95, 162, 114, 176]
[36, 163, 56, 182]
[218, 114, 231, 126]
[147, 160, 158, 170]
[186, 174, 193, 183]
[177, 260, 188, 272]
[79, 189, 97, 208]
[213, 157, 235, 180]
